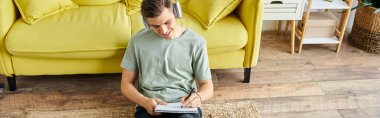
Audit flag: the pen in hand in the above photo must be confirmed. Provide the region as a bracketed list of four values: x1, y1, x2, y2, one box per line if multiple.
[181, 88, 194, 108]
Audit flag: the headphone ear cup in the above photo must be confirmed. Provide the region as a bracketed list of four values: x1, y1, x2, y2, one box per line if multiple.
[142, 16, 150, 28]
[172, 1, 182, 19]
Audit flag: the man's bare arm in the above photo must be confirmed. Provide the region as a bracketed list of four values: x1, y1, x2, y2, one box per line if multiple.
[197, 79, 214, 101]
[120, 69, 166, 115]
[120, 69, 149, 105]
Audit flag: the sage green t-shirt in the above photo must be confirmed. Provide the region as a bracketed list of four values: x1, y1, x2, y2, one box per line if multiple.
[121, 28, 211, 103]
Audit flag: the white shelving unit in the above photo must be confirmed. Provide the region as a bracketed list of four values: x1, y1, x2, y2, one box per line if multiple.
[310, 0, 350, 9]
[295, 0, 354, 53]
[263, 0, 306, 20]
[263, 0, 307, 54]
[302, 37, 340, 44]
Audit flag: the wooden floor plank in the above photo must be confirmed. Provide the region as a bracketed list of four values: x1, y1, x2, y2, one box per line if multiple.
[254, 56, 380, 72]
[217, 70, 312, 85]
[213, 82, 325, 100]
[318, 79, 380, 95]
[0, 109, 26, 118]
[0, 90, 132, 110]
[310, 56, 380, 70]
[261, 110, 342, 118]
[11, 74, 121, 93]
[254, 94, 380, 113]
[254, 59, 316, 72]
[309, 67, 380, 82]
[217, 67, 380, 85]
[338, 107, 380, 118]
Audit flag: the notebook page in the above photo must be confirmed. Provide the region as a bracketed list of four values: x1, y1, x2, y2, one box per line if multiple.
[155, 103, 198, 113]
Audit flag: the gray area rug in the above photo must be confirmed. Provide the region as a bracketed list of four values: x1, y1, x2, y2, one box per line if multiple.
[26, 101, 261, 118]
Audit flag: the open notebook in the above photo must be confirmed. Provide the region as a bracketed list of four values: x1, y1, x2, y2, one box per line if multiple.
[154, 103, 198, 113]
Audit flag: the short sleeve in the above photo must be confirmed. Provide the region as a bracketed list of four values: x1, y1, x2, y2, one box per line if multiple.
[120, 39, 138, 71]
[192, 39, 212, 80]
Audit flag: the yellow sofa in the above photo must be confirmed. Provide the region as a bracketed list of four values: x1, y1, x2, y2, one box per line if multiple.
[0, 0, 263, 91]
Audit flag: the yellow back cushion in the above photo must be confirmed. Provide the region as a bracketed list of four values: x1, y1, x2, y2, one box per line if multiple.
[125, 0, 142, 15]
[14, 0, 78, 25]
[125, 0, 189, 15]
[187, 0, 241, 29]
[72, 0, 121, 5]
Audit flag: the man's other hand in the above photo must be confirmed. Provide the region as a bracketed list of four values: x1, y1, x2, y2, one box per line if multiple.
[141, 98, 167, 116]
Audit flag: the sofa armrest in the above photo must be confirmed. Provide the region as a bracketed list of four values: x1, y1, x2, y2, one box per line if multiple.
[236, 0, 263, 68]
[0, 0, 19, 76]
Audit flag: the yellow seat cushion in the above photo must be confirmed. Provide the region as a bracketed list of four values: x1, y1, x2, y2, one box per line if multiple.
[6, 3, 131, 59]
[186, 0, 241, 29]
[14, 0, 79, 25]
[72, 0, 121, 5]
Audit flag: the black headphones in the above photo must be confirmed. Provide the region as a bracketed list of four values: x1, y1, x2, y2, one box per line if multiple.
[142, 0, 183, 28]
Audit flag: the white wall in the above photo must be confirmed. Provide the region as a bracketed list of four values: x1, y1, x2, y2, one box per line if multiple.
[345, 0, 358, 33]
[262, 21, 282, 32]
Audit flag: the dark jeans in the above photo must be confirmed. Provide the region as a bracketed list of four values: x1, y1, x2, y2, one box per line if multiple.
[135, 106, 202, 118]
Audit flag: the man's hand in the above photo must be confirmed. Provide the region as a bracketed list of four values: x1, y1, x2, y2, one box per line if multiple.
[141, 98, 167, 116]
[180, 93, 202, 108]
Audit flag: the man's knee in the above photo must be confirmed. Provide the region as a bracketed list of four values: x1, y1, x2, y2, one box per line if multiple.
[135, 106, 151, 118]
[174, 109, 202, 118]
[174, 113, 201, 118]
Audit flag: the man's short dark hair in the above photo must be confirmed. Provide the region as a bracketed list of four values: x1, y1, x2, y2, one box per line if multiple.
[141, 0, 172, 18]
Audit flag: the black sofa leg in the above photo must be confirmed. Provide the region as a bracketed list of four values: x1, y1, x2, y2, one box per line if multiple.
[244, 68, 251, 83]
[7, 75, 16, 91]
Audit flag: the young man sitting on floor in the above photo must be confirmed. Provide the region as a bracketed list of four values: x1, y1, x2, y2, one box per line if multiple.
[120, 0, 214, 117]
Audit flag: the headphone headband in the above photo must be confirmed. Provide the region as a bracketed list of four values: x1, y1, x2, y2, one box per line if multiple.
[142, 0, 182, 28]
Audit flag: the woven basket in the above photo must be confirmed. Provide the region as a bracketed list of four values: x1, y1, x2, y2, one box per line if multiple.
[348, 6, 380, 53]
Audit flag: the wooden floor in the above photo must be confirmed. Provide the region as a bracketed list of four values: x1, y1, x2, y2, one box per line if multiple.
[1, 32, 380, 118]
